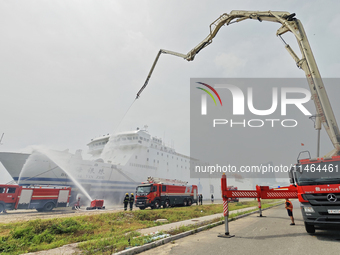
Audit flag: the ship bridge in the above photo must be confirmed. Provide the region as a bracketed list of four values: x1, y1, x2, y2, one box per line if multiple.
[87, 129, 152, 156]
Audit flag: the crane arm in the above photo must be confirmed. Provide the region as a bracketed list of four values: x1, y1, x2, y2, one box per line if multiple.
[137, 10, 340, 156]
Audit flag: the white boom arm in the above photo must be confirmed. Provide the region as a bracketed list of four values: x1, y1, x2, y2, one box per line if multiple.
[136, 11, 340, 156]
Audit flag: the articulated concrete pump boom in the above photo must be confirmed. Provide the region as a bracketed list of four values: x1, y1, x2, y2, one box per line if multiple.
[136, 10, 340, 157]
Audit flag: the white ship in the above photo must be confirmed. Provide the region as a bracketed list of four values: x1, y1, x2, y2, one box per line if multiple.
[0, 127, 223, 204]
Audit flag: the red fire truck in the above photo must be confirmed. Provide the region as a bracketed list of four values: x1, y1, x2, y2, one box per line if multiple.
[227, 186, 239, 202]
[135, 177, 198, 210]
[0, 184, 71, 213]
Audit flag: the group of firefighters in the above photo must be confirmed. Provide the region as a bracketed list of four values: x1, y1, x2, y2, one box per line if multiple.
[123, 193, 134, 211]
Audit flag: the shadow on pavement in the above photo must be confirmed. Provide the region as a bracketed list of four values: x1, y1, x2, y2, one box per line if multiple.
[236, 232, 307, 240]
[313, 229, 340, 242]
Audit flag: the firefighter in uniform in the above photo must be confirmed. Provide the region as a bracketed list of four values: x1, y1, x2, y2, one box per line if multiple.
[123, 193, 129, 211]
[129, 193, 134, 211]
[199, 194, 203, 205]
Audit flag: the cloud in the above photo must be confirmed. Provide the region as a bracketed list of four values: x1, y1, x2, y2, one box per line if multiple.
[214, 52, 247, 76]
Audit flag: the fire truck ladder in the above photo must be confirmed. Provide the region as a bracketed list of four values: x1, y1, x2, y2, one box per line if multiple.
[147, 176, 188, 185]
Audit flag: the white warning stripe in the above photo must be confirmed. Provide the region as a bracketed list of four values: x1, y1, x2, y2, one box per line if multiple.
[231, 191, 257, 197]
[162, 193, 193, 196]
[32, 195, 58, 198]
[266, 192, 297, 197]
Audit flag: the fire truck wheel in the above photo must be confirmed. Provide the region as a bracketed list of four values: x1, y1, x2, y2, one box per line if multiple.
[163, 200, 170, 208]
[187, 199, 192, 206]
[183, 199, 187, 206]
[304, 222, 315, 234]
[0, 204, 4, 213]
[154, 200, 161, 209]
[43, 202, 55, 212]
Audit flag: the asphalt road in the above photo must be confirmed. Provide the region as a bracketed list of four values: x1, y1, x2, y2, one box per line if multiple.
[140, 200, 340, 255]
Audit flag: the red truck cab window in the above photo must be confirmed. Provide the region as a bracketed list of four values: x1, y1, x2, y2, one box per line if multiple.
[7, 188, 16, 193]
[0, 187, 5, 193]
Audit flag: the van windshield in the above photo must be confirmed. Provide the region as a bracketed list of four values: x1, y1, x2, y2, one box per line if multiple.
[136, 185, 152, 194]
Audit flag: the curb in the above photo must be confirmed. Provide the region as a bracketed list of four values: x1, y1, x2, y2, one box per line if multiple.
[114, 202, 284, 255]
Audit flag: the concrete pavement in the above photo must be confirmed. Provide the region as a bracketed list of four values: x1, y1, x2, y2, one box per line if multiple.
[139, 200, 340, 255]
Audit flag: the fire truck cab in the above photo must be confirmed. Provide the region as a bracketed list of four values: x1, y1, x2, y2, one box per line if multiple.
[290, 156, 340, 233]
[135, 177, 198, 209]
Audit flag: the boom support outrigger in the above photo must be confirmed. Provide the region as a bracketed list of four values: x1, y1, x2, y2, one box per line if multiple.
[136, 10, 340, 157]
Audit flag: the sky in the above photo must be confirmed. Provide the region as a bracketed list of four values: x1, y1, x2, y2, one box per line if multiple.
[1, 0, 340, 184]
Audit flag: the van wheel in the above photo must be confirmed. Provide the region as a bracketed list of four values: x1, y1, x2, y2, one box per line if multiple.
[43, 202, 54, 212]
[163, 200, 170, 208]
[304, 222, 315, 234]
[187, 199, 192, 206]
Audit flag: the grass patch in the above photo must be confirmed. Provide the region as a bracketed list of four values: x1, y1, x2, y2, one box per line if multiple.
[0, 200, 282, 254]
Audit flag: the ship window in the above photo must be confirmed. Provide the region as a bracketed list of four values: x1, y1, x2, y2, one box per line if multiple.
[147, 158, 149, 161]
[147, 149, 149, 152]
[7, 188, 16, 194]
[162, 186, 166, 192]
[0, 188, 5, 193]
[161, 153, 163, 156]
[128, 137, 132, 140]
[140, 137, 143, 140]
[135, 156, 137, 159]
